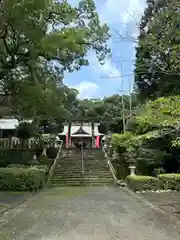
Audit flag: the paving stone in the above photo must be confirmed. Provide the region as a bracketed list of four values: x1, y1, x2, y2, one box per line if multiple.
[0, 187, 180, 239]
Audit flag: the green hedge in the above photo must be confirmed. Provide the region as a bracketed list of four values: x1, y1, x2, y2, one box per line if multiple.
[0, 148, 58, 167]
[126, 175, 160, 192]
[7, 164, 49, 173]
[158, 174, 180, 191]
[7, 164, 26, 168]
[0, 168, 45, 191]
[0, 149, 33, 167]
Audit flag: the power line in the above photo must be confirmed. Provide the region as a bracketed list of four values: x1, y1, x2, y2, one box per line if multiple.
[100, 68, 180, 79]
[100, 73, 133, 79]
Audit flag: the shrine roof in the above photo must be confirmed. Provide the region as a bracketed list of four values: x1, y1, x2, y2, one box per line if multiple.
[71, 126, 90, 136]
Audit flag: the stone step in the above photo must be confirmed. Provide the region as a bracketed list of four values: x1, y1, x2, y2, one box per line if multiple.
[53, 175, 112, 179]
[56, 165, 109, 168]
[55, 167, 110, 171]
[60, 155, 104, 159]
[50, 182, 113, 187]
[56, 168, 109, 171]
[51, 179, 113, 184]
[49, 182, 113, 187]
[50, 149, 113, 187]
[57, 161, 108, 165]
[51, 175, 113, 179]
[59, 158, 105, 161]
[54, 171, 111, 175]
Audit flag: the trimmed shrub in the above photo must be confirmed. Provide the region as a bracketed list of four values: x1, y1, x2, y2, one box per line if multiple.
[0, 168, 45, 191]
[126, 175, 160, 192]
[32, 165, 49, 174]
[158, 174, 180, 191]
[7, 164, 25, 168]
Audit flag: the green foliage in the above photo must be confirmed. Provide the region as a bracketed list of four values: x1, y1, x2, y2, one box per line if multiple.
[111, 95, 180, 176]
[0, 149, 33, 167]
[158, 174, 180, 191]
[16, 122, 39, 140]
[0, 0, 110, 120]
[127, 174, 180, 192]
[112, 132, 136, 149]
[7, 164, 25, 168]
[154, 168, 165, 177]
[0, 168, 45, 191]
[126, 175, 160, 192]
[68, 94, 139, 133]
[38, 154, 49, 163]
[134, 0, 180, 100]
[32, 165, 49, 174]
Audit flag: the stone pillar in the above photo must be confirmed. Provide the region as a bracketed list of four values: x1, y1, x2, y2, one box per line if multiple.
[91, 122, 95, 148]
[68, 122, 71, 148]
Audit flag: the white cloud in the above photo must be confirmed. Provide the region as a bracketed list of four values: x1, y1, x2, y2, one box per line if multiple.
[89, 52, 121, 79]
[74, 81, 100, 99]
[122, 0, 146, 23]
[99, 0, 145, 25]
[98, 59, 121, 78]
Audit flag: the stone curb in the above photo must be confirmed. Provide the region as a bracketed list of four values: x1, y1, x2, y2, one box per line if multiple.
[120, 186, 180, 224]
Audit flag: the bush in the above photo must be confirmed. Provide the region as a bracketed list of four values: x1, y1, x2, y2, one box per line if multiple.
[0, 168, 45, 191]
[0, 149, 33, 167]
[38, 154, 49, 163]
[7, 164, 25, 168]
[126, 175, 160, 192]
[32, 165, 49, 174]
[158, 174, 180, 191]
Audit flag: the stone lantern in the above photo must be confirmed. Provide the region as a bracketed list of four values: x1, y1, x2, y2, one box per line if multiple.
[129, 165, 136, 176]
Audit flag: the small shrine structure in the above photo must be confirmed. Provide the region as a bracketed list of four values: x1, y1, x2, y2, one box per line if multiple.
[58, 122, 104, 148]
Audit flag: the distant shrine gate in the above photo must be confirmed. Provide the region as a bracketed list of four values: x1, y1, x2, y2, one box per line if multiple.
[58, 122, 104, 148]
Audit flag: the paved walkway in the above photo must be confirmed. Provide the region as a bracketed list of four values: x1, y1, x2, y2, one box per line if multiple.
[0, 187, 180, 240]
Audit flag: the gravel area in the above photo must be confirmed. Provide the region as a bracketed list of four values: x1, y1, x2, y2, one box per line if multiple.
[0, 187, 180, 239]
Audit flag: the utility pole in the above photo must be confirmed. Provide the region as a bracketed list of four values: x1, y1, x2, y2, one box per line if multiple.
[120, 64, 126, 133]
[129, 75, 132, 120]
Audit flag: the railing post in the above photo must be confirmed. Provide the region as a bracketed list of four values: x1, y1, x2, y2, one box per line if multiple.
[101, 140, 118, 185]
[47, 140, 63, 186]
[81, 142, 85, 186]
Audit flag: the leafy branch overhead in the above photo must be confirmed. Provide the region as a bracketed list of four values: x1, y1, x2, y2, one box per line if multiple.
[0, 0, 110, 118]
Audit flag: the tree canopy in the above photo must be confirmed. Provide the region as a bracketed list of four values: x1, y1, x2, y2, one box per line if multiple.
[0, 0, 110, 119]
[66, 94, 139, 133]
[134, 0, 180, 101]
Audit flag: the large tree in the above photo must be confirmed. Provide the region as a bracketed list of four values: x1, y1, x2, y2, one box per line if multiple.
[134, 0, 180, 101]
[0, 0, 110, 118]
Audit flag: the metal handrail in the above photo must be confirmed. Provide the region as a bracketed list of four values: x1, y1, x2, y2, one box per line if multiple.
[101, 141, 118, 185]
[81, 142, 85, 186]
[47, 140, 63, 185]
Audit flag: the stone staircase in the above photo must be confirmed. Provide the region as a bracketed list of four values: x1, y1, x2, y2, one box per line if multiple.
[50, 148, 114, 187]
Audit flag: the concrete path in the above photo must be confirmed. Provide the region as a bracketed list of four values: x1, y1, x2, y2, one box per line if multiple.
[0, 187, 180, 240]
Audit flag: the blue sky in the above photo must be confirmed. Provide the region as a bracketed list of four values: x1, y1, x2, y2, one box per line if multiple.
[64, 0, 146, 99]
